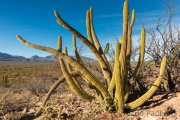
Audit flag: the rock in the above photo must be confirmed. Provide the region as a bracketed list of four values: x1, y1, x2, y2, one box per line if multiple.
[164, 106, 176, 116]
[22, 107, 27, 113]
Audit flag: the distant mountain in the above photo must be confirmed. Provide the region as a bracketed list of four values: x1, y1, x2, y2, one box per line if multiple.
[30, 55, 40, 60]
[0, 52, 30, 61]
[45, 55, 57, 61]
[29, 55, 57, 61]
[78, 56, 95, 62]
[0, 52, 95, 62]
[0, 52, 12, 58]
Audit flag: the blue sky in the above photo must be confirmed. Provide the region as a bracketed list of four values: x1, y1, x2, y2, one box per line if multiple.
[0, 0, 180, 58]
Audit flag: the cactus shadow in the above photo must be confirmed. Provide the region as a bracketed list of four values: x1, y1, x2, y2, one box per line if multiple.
[124, 91, 177, 113]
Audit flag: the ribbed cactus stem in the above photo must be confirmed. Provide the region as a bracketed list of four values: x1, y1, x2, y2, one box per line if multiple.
[64, 47, 90, 99]
[72, 35, 85, 66]
[160, 56, 166, 75]
[132, 28, 145, 80]
[59, 57, 95, 102]
[89, 7, 103, 54]
[108, 42, 120, 92]
[108, 71, 115, 92]
[103, 43, 110, 54]
[114, 61, 124, 112]
[123, 0, 129, 35]
[115, 42, 120, 61]
[130, 10, 135, 27]
[124, 19, 134, 102]
[127, 56, 166, 109]
[72, 35, 77, 51]
[86, 10, 93, 43]
[64, 47, 67, 54]
[57, 36, 62, 52]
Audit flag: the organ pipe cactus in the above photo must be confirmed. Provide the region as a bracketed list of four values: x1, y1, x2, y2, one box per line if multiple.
[16, 0, 167, 116]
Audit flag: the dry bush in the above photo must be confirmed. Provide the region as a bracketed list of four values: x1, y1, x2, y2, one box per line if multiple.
[0, 87, 35, 118]
[142, 0, 180, 92]
[26, 70, 57, 96]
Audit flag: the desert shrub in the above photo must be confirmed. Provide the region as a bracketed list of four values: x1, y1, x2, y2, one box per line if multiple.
[144, 0, 180, 92]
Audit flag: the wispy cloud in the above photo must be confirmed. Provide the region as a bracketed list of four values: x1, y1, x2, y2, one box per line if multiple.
[99, 14, 122, 18]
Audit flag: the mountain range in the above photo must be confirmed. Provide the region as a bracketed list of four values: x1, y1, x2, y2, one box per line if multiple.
[0, 52, 95, 62]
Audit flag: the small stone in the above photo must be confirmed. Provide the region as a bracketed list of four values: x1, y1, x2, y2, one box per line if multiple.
[22, 107, 27, 113]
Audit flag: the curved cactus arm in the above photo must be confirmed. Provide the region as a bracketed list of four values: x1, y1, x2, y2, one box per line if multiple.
[59, 57, 95, 102]
[103, 43, 110, 54]
[88, 82, 104, 99]
[126, 24, 132, 63]
[64, 47, 85, 93]
[132, 28, 145, 80]
[89, 7, 102, 54]
[70, 37, 105, 97]
[54, 10, 112, 86]
[130, 10, 135, 27]
[89, 7, 112, 85]
[72, 35, 85, 67]
[108, 71, 115, 92]
[126, 8, 136, 64]
[126, 56, 166, 109]
[126, 10, 136, 64]
[123, 76, 130, 103]
[16, 35, 112, 101]
[34, 71, 80, 117]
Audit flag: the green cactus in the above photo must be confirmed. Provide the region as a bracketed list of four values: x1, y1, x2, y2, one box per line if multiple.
[2, 75, 8, 87]
[16, 0, 167, 116]
[126, 56, 166, 109]
[103, 43, 110, 54]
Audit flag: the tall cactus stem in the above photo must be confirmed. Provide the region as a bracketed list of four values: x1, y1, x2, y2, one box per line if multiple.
[132, 28, 145, 81]
[72, 35, 85, 66]
[86, 10, 93, 43]
[57, 36, 62, 52]
[130, 10, 135, 27]
[104, 43, 110, 54]
[108, 42, 120, 92]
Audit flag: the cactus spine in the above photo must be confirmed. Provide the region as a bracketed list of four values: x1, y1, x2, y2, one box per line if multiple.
[16, 0, 167, 116]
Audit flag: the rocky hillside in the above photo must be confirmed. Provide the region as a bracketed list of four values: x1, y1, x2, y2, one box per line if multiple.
[0, 52, 95, 62]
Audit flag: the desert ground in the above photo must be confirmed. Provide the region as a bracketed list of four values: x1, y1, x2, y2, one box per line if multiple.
[0, 61, 180, 120]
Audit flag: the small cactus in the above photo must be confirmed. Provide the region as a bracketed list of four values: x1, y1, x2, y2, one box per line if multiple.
[2, 75, 8, 87]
